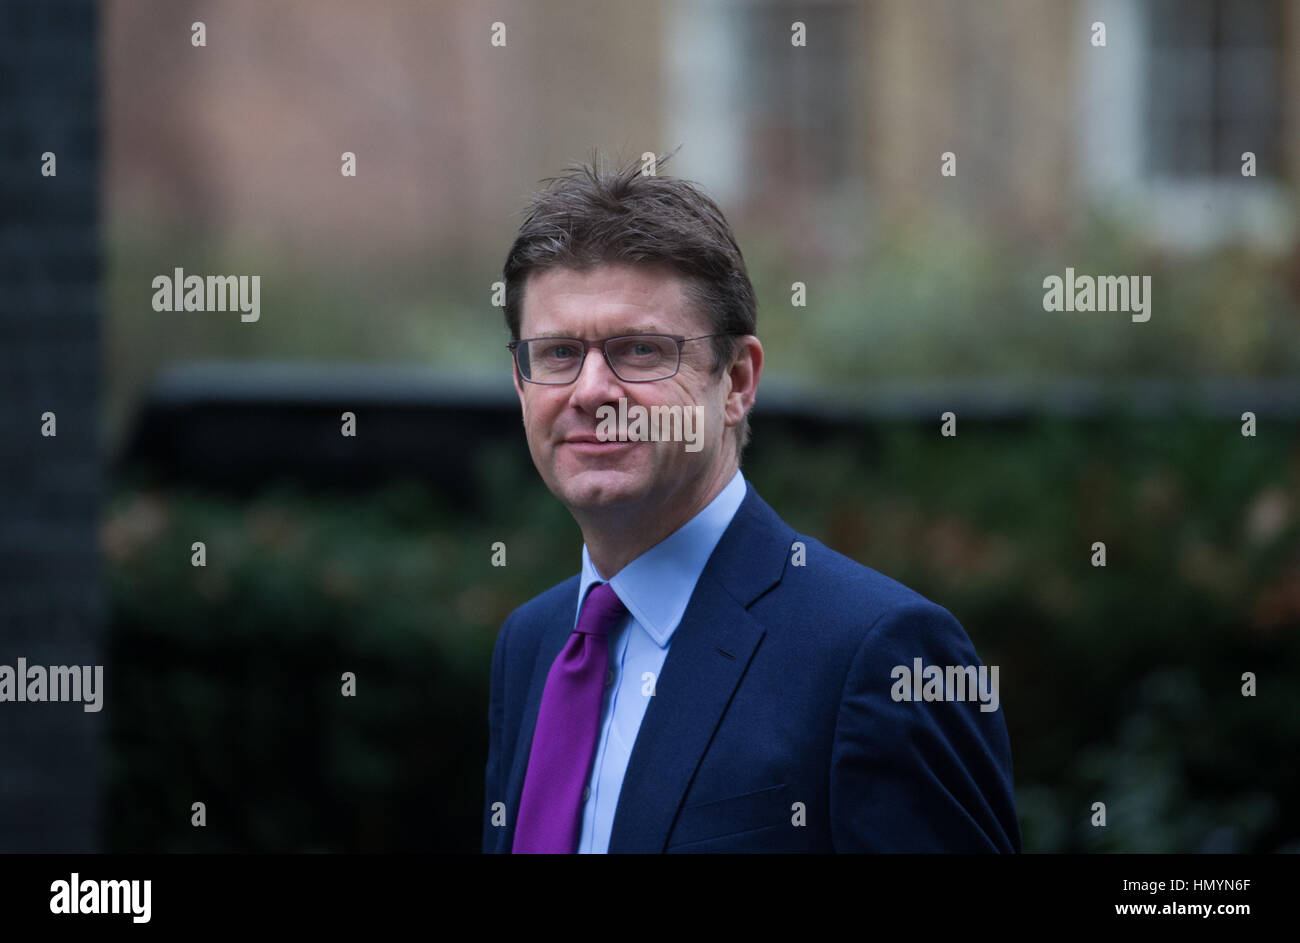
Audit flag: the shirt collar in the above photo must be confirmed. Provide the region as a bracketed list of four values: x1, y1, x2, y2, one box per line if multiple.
[577, 468, 747, 647]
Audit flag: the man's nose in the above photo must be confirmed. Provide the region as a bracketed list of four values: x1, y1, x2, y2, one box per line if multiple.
[568, 345, 623, 407]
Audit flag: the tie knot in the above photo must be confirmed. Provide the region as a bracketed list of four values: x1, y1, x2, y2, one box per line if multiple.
[574, 582, 626, 638]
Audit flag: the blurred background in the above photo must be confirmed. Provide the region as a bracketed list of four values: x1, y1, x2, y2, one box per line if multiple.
[3, 0, 1298, 852]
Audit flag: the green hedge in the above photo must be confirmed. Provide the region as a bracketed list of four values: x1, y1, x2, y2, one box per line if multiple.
[104, 416, 1300, 851]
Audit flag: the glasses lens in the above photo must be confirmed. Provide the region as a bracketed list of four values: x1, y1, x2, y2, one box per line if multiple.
[607, 335, 678, 381]
[520, 338, 583, 383]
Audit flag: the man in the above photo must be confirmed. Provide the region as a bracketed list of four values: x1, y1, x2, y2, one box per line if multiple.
[483, 152, 1021, 853]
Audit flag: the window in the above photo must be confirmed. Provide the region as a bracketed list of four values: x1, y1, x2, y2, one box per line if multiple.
[1145, 0, 1282, 180]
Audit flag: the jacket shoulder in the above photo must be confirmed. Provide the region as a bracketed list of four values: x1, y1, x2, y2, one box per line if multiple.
[772, 533, 971, 652]
[726, 485, 955, 640]
[759, 533, 977, 671]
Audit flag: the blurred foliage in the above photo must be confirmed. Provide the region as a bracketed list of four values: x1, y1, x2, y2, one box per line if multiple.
[743, 209, 1300, 381]
[104, 415, 1300, 852]
[107, 212, 1300, 448]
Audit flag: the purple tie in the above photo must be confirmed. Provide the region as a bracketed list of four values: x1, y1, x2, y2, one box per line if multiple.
[512, 581, 627, 853]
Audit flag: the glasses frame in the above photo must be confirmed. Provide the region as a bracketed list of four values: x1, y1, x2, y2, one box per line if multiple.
[507, 332, 740, 385]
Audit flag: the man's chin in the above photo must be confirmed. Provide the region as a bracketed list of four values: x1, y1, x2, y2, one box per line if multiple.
[551, 467, 651, 513]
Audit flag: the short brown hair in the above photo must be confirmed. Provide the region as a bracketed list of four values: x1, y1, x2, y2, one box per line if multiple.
[502, 148, 757, 452]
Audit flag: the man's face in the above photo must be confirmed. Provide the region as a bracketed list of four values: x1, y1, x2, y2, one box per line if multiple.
[514, 263, 735, 519]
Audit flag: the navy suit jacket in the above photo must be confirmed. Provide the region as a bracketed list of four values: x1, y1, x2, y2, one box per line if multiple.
[483, 483, 1021, 852]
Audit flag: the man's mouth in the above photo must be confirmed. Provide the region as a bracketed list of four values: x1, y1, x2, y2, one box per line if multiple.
[561, 434, 635, 454]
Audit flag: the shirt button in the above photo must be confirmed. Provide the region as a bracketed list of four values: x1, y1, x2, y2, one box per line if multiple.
[605, 669, 615, 687]
[582, 785, 591, 801]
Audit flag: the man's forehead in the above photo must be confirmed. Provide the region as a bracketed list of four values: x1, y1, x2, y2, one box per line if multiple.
[521, 263, 701, 331]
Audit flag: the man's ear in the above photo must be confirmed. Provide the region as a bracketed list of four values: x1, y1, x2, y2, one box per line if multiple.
[513, 360, 529, 420]
[723, 335, 763, 429]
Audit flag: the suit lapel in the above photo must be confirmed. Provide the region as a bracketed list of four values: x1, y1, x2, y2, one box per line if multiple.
[608, 484, 794, 852]
[606, 572, 765, 852]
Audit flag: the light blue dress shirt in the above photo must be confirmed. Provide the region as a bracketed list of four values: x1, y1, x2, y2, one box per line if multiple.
[574, 467, 748, 853]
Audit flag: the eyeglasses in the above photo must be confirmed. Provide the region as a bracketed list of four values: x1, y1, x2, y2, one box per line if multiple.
[508, 333, 737, 384]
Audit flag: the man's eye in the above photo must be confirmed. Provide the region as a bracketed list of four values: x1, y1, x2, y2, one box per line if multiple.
[542, 344, 577, 360]
[618, 341, 664, 360]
